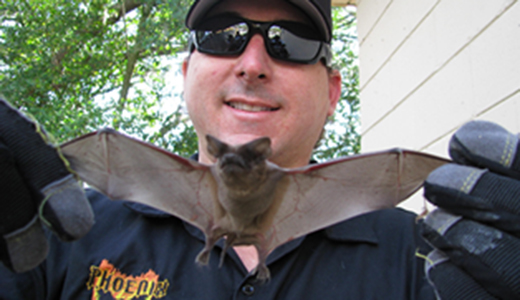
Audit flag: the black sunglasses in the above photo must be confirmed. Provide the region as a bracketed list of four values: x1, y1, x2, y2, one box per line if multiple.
[189, 18, 332, 66]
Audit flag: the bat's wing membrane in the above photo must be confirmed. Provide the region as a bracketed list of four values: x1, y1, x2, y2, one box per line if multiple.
[61, 129, 216, 231]
[266, 149, 449, 251]
[61, 134, 448, 253]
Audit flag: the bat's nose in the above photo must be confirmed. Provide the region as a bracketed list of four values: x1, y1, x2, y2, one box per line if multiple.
[220, 153, 248, 170]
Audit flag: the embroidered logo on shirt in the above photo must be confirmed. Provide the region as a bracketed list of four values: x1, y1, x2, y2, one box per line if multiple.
[87, 259, 169, 300]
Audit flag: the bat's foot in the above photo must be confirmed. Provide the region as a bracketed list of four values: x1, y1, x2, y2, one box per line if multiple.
[197, 231, 224, 266]
[251, 242, 270, 283]
[195, 249, 211, 265]
[218, 250, 226, 268]
[219, 233, 237, 268]
[252, 263, 270, 283]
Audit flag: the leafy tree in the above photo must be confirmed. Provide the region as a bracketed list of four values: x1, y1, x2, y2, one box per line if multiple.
[0, 1, 358, 159]
[314, 7, 360, 160]
[0, 0, 194, 151]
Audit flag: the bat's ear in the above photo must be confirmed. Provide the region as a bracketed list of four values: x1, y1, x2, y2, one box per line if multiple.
[206, 135, 230, 159]
[241, 137, 272, 160]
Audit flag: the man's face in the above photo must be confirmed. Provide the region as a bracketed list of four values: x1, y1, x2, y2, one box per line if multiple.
[182, 0, 341, 168]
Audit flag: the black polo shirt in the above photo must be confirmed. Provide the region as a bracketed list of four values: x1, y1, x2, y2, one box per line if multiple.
[0, 189, 435, 299]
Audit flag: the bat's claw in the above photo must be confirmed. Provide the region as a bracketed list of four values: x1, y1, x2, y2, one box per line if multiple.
[252, 263, 271, 283]
[196, 232, 223, 266]
[195, 249, 211, 266]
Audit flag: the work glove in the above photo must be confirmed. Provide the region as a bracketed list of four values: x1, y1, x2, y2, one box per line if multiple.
[0, 99, 94, 273]
[421, 120, 520, 299]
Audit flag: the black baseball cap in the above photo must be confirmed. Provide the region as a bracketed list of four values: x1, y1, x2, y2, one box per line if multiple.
[185, 0, 332, 42]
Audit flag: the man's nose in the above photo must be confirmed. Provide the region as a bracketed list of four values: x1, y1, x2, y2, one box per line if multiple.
[234, 34, 272, 82]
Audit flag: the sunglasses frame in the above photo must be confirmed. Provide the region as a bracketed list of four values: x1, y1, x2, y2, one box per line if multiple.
[189, 19, 332, 67]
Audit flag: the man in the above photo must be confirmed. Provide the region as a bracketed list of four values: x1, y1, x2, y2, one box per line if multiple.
[1, 0, 519, 299]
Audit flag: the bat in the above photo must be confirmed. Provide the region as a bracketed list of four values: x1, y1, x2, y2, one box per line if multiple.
[60, 129, 448, 281]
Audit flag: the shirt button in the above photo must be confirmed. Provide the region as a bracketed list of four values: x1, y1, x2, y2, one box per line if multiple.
[241, 284, 255, 296]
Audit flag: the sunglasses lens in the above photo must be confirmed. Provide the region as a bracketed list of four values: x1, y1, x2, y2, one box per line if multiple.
[267, 25, 322, 62]
[196, 22, 249, 54]
[194, 21, 326, 64]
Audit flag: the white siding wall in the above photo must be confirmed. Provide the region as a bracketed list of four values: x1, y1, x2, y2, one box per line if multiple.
[356, 0, 520, 212]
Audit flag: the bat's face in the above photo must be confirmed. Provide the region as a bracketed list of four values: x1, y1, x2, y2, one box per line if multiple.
[207, 135, 271, 188]
[181, 0, 341, 169]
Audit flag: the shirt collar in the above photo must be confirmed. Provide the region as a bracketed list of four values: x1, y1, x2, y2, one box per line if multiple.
[124, 202, 172, 218]
[125, 200, 379, 246]
[323, 213, 379, 244]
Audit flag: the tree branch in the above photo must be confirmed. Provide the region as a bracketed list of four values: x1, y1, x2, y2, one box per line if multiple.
[118, 3, 152, 105]
[106, 0, 145, 25]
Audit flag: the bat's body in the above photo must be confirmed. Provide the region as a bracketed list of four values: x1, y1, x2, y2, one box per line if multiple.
[61, 129, 448, 281]
[197, 135, 286, 279]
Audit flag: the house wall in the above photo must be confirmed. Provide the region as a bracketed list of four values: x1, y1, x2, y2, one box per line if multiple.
[356, 0, 520, 212]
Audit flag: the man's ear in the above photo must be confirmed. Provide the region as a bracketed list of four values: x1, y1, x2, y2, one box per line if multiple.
[327, 69, 342, 116]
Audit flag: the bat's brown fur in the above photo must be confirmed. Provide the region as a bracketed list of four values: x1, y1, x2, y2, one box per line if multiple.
[197, 135, 286, 281]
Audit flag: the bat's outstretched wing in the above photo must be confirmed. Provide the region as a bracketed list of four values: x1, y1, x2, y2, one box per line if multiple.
[265, 149, 449, 252]
[61, 129, 216, 231]
[61, 132, 448, 259]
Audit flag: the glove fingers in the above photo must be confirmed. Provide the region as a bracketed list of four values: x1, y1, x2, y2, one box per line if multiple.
[0, 99, 70, 191]
[425, 164, 520, 235]
[425, 250, 498, 300]
[0, 99, 93, 241]
[422, 209, 520, 300]
[449, 120, 520, 180]
[40, 174, 94, 241]
[2, 217, 48, 273]
[0, 142, 49, 272]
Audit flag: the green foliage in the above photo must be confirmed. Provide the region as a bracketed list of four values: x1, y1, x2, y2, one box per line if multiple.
[0, 0, 192, 151]
[313, 6, 360, 161]
[0, 1, 359, 160]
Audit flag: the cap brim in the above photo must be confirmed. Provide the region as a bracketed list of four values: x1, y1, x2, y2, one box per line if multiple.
[185, 0, 331, 42]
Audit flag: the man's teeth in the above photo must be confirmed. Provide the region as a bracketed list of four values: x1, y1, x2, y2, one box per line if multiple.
[228, 102, 274, 112]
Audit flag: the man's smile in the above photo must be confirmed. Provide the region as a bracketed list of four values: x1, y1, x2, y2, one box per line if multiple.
[225, 101, 279, 112]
